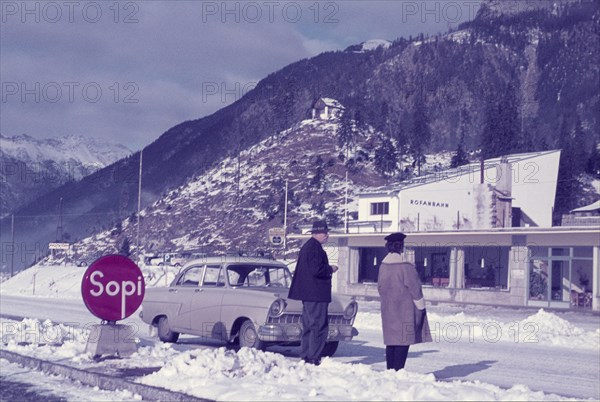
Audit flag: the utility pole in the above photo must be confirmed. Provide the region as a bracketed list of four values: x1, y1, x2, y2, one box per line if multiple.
[56, 197, 63, 242]
[10, 214, 15, 277]
[344, 170, 349, 233]
[283, 179, 288, 253]
[136, 149, 143, 262]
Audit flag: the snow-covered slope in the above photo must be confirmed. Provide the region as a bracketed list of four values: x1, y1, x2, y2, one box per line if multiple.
[67, 109, 454, 261]
[345, 39, 392, 53]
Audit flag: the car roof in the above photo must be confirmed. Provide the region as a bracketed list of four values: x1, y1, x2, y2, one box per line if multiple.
[183, 256, 286, 267]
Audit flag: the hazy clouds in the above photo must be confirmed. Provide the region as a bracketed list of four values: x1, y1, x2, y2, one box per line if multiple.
[1, 1, 482, 150]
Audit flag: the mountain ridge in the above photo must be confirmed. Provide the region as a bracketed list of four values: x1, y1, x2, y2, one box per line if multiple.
[0, 134, 132, 219]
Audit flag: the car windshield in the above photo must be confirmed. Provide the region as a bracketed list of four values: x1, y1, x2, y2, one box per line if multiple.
[226, 264, 292, 288]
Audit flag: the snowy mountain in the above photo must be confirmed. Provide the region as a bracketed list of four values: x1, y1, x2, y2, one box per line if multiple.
[0, 134, 131, 217]
[344, 39, 392, 53]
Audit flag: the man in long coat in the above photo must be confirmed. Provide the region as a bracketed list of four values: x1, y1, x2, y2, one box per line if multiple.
[378, 232, 432, 370]
[288, 220, 338, 365]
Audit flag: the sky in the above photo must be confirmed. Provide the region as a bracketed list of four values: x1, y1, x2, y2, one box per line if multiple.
[1, 262, 599, 401]
[1, 0, 483, 151]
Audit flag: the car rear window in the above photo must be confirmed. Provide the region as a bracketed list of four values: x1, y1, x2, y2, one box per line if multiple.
[226, 264, 291, 288]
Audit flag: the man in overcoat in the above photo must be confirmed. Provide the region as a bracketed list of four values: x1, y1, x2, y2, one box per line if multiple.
[288, 220, 338, 365]
[378, 232, 432, 370]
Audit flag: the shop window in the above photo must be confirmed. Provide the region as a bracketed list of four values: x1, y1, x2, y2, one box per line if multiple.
[551, 247, 569, 257]
[527, 246, 594, 309]
[358, 247, 387, 283]
[370, 202, 389, 215]
[574, 247, 593, 258]
[529, 259, 549, 301]
[414, 247, 450, 287]
[464, 246, 509, 289]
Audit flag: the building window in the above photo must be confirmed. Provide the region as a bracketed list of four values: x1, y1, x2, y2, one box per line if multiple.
[370, 202, 389, 215]
[528, 246, 593, 309]
[414, 247, 451, 287]
[463, 246, 509, 290]
[358, 247, 387, 283]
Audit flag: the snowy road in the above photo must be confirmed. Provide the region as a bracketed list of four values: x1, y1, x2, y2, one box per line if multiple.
[1, 295, 598, 401]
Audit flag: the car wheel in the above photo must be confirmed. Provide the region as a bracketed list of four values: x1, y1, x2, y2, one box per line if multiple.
[321, 341, 339, 357]
[239, 320, 265, 350]
[157, 316, 179, 343]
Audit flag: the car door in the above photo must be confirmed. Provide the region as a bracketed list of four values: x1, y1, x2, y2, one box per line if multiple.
[169, 265, 204, 331]
[190, 265, 227, 339]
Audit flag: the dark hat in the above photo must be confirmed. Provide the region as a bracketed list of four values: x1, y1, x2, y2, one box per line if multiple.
[310, 220, 329, 234]
[384, 232, 406, 242]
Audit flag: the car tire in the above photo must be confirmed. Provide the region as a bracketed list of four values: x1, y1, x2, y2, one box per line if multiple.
[321, 341, 339, 357]
[157, 316, 179, 343]
[239, 320, 265, 350]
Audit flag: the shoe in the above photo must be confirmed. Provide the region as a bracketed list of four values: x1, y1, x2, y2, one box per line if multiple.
[303, 358, 321, 366]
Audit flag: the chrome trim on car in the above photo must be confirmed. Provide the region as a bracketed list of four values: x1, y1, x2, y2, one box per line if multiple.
[267, 314, 353, 326]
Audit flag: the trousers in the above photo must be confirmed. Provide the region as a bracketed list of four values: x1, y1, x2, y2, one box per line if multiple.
[300, 301, 329, 361]
[386, 345, 410, 370]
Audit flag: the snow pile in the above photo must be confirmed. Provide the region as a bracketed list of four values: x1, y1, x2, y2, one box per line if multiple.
[354, 309, 600, 350]
[0, 318, 88, 360]
[137, 346, 571, 401]
[518, 309, 600, 348]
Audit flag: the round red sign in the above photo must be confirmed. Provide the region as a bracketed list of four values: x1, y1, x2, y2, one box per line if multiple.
[81, 255, 145, 321]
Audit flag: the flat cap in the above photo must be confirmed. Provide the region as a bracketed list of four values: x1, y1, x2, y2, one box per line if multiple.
[384, 232, 407, 242]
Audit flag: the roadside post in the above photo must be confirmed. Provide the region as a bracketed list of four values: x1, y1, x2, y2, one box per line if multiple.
[81, 255, 145, 358]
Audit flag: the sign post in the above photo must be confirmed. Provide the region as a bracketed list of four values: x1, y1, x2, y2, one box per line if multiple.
[81, 255, 145, 358]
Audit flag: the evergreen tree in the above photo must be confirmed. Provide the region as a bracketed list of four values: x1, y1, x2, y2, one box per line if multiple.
[451, 110, 471, 168]
[586, 145, 600, 177]
[310, 156, 325, 191]
[451, 133, 470, 168]
[374, 137, 398, 177]
[409, 89, 431, 176]
[119, 237, 131, 257]
[554, 115, 587, 222]
[480, 84, 521, 159]
[337, 110, 355, 157]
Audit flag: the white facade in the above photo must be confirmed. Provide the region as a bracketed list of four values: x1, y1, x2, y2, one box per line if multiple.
[357, 150, 561, 232]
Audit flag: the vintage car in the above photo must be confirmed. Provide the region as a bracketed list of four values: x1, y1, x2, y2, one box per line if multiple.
[140, 256, 358, 356]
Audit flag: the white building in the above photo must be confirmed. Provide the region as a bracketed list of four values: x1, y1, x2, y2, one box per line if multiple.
[311, 97, 345, 120]
[356, 150, 561, 233]
[292, 150, 600, 311]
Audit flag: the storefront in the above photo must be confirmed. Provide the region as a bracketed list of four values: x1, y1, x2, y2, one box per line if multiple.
[319, 227, 599, 311]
